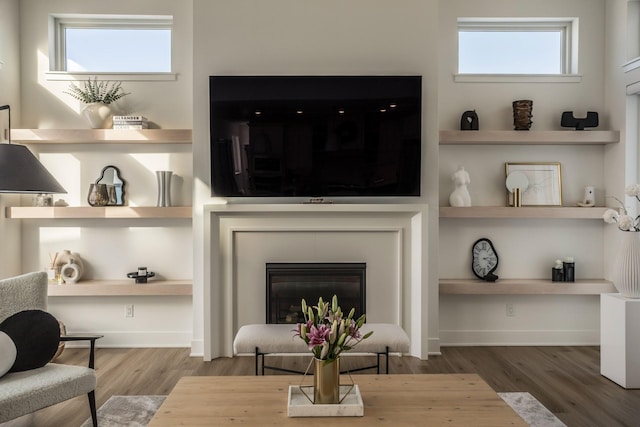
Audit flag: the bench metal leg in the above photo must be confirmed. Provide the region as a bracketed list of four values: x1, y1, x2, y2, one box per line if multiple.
[386, 346, 390, 374]
[254, 347, 267, 376]
[254, 346, 392, 375]
[255, 347, 259, 375]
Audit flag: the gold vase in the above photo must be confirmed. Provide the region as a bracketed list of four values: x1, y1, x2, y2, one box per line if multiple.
[314, 357, 340, 404]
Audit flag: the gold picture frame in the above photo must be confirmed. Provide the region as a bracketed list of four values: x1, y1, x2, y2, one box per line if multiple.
[505, 162, 562, 206]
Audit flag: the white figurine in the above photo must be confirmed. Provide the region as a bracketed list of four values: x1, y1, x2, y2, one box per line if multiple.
[449, 166, 472, 207]
[577, 185, 595, 207]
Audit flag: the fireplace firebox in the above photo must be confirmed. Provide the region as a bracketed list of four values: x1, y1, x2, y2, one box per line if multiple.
[266, 263, 366, 324]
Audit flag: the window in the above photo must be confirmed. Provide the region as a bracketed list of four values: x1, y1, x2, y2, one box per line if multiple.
[457, 18, 577, 76]
[51, 15, 172, 73]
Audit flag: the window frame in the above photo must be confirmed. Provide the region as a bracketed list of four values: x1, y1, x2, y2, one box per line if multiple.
[48, 14, 175, 81]
[455, 18, 580, 83]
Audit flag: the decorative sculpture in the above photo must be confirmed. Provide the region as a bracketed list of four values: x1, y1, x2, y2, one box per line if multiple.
[561, 111, 598, 130]
[577, 185, 595, 207]
[449, 166, 472, 207]
[512, 100, 533, 130]
[460, 110, 479, 130]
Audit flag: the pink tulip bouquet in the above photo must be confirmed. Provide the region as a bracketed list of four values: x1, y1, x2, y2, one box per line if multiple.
[294, 295, 372, 363]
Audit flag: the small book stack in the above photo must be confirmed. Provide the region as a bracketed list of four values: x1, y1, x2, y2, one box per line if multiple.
[112, 115, 149, 129]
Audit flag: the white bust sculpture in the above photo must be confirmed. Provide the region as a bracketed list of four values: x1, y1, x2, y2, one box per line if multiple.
[449, 166, 472, 207]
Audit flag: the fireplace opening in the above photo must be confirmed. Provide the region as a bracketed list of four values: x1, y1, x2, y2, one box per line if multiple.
[266, 263, 366, 324]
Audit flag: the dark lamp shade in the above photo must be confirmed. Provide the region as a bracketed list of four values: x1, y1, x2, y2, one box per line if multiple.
[0, 143, 67, 194]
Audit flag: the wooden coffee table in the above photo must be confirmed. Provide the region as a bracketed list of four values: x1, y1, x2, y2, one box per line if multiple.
[149, 374, 527, 426]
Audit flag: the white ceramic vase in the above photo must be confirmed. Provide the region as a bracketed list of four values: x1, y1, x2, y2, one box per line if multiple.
[56, 250, 84, 284]
[82, 102, 113, 129]
[612, 232, 640, 298]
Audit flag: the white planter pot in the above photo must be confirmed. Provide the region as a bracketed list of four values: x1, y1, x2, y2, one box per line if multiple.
[612, 231, 640, 298]
[82, 102, 113, 129]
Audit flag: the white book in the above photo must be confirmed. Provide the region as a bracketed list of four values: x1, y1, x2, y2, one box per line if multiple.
[112, 124, 150, 130]
[112, 115, 148, 122]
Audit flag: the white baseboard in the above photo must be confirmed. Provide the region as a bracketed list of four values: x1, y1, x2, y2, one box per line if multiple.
[439, 329, 600, 346]
[190, 338, 204, 357]
[428, 336, 441, 357]
[63, 331, 192, 348]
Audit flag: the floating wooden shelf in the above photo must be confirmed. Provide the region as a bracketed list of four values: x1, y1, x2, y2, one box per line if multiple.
[5, 206, 192, 219]
[10, 128, 192, 144]
[440, 206, 609, 219]
[439, 278, 616, 295]
[439, 130, 619, 145]
[48, 280, 192, 296]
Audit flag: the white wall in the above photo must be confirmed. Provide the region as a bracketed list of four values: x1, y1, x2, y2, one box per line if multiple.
[0, 0, 23, 278]
[192, 0, 441, 356]
[603, 1, 628, 278]
[18, 0, 193, 129]
[15, 0, 194, 347]
[8, 0, 632, 352]
[438, 0, 612, 346]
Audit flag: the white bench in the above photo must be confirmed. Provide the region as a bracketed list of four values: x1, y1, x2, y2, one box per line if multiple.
[233, 323, 410, 375]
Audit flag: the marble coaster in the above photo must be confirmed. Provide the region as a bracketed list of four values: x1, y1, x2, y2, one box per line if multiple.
[288, 385, 364, 417]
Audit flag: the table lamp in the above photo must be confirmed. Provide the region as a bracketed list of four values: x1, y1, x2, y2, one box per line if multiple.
[0, 105, 66, 194]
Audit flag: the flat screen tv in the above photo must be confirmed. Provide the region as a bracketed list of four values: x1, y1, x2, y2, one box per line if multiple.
[209, 75, 422, 197]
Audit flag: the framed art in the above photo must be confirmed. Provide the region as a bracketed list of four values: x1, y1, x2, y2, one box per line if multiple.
[505, 162, 562, 206]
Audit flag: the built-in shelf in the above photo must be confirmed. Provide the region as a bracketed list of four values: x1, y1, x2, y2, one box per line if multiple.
[439, 278, 616, 295]
[10, 128, 192, 144]
[48, 280, 192, 296]
[439, 130, 619, 145]
[5, 206, 192, 219]
[440, 206, 608, 219]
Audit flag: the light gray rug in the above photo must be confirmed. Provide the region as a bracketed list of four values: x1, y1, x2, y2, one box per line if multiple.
[80, 395, 166, 427]
[499, 392, 567, 427]
[82, 392, 565, 426]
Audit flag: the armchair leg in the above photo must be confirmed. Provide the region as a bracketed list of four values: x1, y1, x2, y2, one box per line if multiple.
[88, 390, 98, 427]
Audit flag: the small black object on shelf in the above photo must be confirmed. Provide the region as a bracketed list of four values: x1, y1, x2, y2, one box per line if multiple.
[483, 272, 499, 282]
[127, 269, 155, 283]
[460, 110, 479, 130]
[561, 111, 598, 130]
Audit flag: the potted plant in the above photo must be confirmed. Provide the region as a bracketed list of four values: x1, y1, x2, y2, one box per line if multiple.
[294, 295, 372, 404]
[64, 77, 129, 129]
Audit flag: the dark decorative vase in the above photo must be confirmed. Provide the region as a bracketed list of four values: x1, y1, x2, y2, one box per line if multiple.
[512, 100, 533, 130]
[87, 183, 109, 206]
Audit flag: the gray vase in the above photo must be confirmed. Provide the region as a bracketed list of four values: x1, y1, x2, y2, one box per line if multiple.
[156, 171, 173, 207]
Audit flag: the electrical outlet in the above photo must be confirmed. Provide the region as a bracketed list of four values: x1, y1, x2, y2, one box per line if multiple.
[506, 303, 515, 317]
[125, 304, 134, 318]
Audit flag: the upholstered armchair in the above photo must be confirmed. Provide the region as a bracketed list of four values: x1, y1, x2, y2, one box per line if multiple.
[0, 272, 100, 426]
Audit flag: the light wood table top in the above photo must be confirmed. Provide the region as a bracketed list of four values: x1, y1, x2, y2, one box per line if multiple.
[149, 374, 527, 426]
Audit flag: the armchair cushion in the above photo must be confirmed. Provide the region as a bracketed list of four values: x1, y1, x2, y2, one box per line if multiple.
[0, 364, 96, 423]
[0, 310, 60, 373]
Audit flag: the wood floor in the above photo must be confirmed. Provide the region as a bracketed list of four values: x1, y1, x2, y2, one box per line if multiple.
[3, 346, 640, 427]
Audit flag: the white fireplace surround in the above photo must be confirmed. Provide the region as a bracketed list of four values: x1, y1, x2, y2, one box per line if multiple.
[204, 203, 429, 360]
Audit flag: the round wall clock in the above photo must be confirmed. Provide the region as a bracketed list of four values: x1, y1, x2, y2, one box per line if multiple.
[471, 238, 499, 282]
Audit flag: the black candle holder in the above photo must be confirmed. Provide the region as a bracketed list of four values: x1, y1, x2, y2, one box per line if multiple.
[127, 271, 155, 283]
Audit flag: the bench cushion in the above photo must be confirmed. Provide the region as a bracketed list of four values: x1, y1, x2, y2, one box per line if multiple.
[233, 323, 410, 355]
[0, 363, 96, 423]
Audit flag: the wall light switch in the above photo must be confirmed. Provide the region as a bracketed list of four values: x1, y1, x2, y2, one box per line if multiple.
[506, 303, 515, 317]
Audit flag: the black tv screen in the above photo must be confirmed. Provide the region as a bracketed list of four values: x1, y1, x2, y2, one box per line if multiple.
[209, 75, 422, 197]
